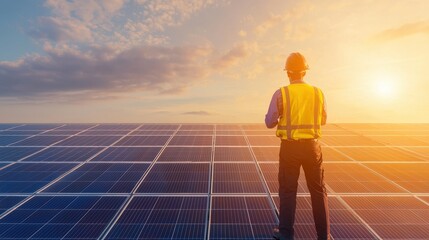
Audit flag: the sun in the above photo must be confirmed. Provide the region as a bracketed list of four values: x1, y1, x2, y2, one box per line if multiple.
[372, 74, 398, 99]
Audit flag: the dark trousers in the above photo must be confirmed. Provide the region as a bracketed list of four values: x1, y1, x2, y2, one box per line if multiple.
[278, 139, 330, 240]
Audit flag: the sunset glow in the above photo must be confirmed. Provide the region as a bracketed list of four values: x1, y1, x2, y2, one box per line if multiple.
[0, 1, 429, 123]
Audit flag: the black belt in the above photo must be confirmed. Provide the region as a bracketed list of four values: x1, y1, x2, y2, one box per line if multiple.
[281, 138, 318, 143]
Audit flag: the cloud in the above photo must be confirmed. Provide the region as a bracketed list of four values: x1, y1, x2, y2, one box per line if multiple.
[369, 21, 429, 44]
[211, 43, 257, 70]
[182, 111, 211, 115]
[28, 17, 93, 43]
[0, 44, 214, 100]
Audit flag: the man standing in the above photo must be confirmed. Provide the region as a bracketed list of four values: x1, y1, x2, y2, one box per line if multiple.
[265, 52, 330, 240]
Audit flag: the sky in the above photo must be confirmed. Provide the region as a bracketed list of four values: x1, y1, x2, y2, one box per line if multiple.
[1, 0, 429, 123]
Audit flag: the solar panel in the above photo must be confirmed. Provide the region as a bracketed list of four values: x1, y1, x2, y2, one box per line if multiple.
[105, 196, 207, 239]
[137, 163, 210, 193]
[0, 124, 21, 130]
[0, 163, 77, 193]
[179, 124, 214, 131]
[336, 146, 424, 161]
[158, 147, 212, 162]
[342, 196, 429, 239]
[91, 124, 140, 130]
[214, 147, 253, 162]
[114, 136, 170, 146]
[55, 136, 121, 146]
[0, 196, 126, 239]
[213, 163, 265, 193]
[0, 136, 28, 146]
[43, 163, 149, 193]
[0, 196, 26, 215]
[0, 130, 43, 135]
[323, 163, 406, 193]
[215, 136, 247, 146]
[364, 163, 429, 193]
[138, 124, 180, 130]
[91, 147, 161, 162]
[169, 136, 212, 146]
[79, 130, 131, 135]
[0, 147, 43, 162]
[22, 147, 104, 162]
[12, 124, 63, 131]
[11, 136, 68, 146]
[0, 123, 427, 239]
[210, 196, 277, 239]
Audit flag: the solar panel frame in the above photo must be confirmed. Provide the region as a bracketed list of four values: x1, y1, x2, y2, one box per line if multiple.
[0, 136, 29, 146]
[55, 136, 122, 146]
[10, 136, 68, 146]
[114, 136, 170, 146]
[0, 147, 44, 162]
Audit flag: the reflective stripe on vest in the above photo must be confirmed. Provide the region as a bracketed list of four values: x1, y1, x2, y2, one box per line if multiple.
[276, 85, 323, 140]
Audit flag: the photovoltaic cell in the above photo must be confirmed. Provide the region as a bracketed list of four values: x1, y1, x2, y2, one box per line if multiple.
[114, 136, 170, 146]
[79, 130, 130, 135]
[56, 124, 96, 130]
[11, 136, 68, 146]
[91, 124, 140, 130]
[214, 147, 253, 162]
[247, 136, 280, 146]
[337, 147, 424, 161]
[0, 196, 26, 215]
[342, 196, 429, 239]
[0, 196, 126, 239]
[320, 136, 384, 146]
[245, 130, 276, 135]
[215, 130, 243, 135]
[179, 124, 214, 131]
[210, 196, 277, 239]
[106, 196, 207, 239]
[367, 135, 428, 146]
[43, 163, 149, 193]
[323, 163, 406, 193]
[364, 163, 429, 193]
[0, 130, 42, 135]
[176, 130, 213, 135]
[169, 136, 212, 146]
[213, 163, 265, 193]
[137, 163, 209, 193]
[91, 147, 161, 162]
[158, 147, 212, 162]
[215, 136, 247, 146]
[22, 147, 104, 162]
[40, 130, 81, 135]
[12, 124, 63, 131]
[55, 136, 121, 146]
[252, 147, 279, 161]
[138, 124, 180, 130]
[215, 124, 241, 130]
[0, 136, 28, 146]
[130, 130, 175, 135]
[0, 124, 21, 130]
[321, 147, 353, 161]
[0, 147, 43, 162]
[0, 163, 77, 193]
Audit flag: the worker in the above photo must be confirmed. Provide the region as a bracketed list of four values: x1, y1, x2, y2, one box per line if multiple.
[265, 52, 330, 240]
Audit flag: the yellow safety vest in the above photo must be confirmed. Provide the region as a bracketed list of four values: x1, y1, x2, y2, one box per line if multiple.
[276, 83, 324, 140]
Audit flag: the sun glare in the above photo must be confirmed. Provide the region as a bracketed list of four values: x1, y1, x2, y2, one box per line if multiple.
[372, 73, 398, 99]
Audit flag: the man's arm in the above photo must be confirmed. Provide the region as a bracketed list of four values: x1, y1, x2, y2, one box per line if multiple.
[265, 89, 281, 128]
[321, 91, 327, 125]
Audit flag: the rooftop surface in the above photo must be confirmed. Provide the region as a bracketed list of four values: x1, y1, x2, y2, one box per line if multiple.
[0, 123, 428, 239]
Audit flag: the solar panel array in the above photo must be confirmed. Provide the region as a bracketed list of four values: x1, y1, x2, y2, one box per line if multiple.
[0, 123, 428, 239]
